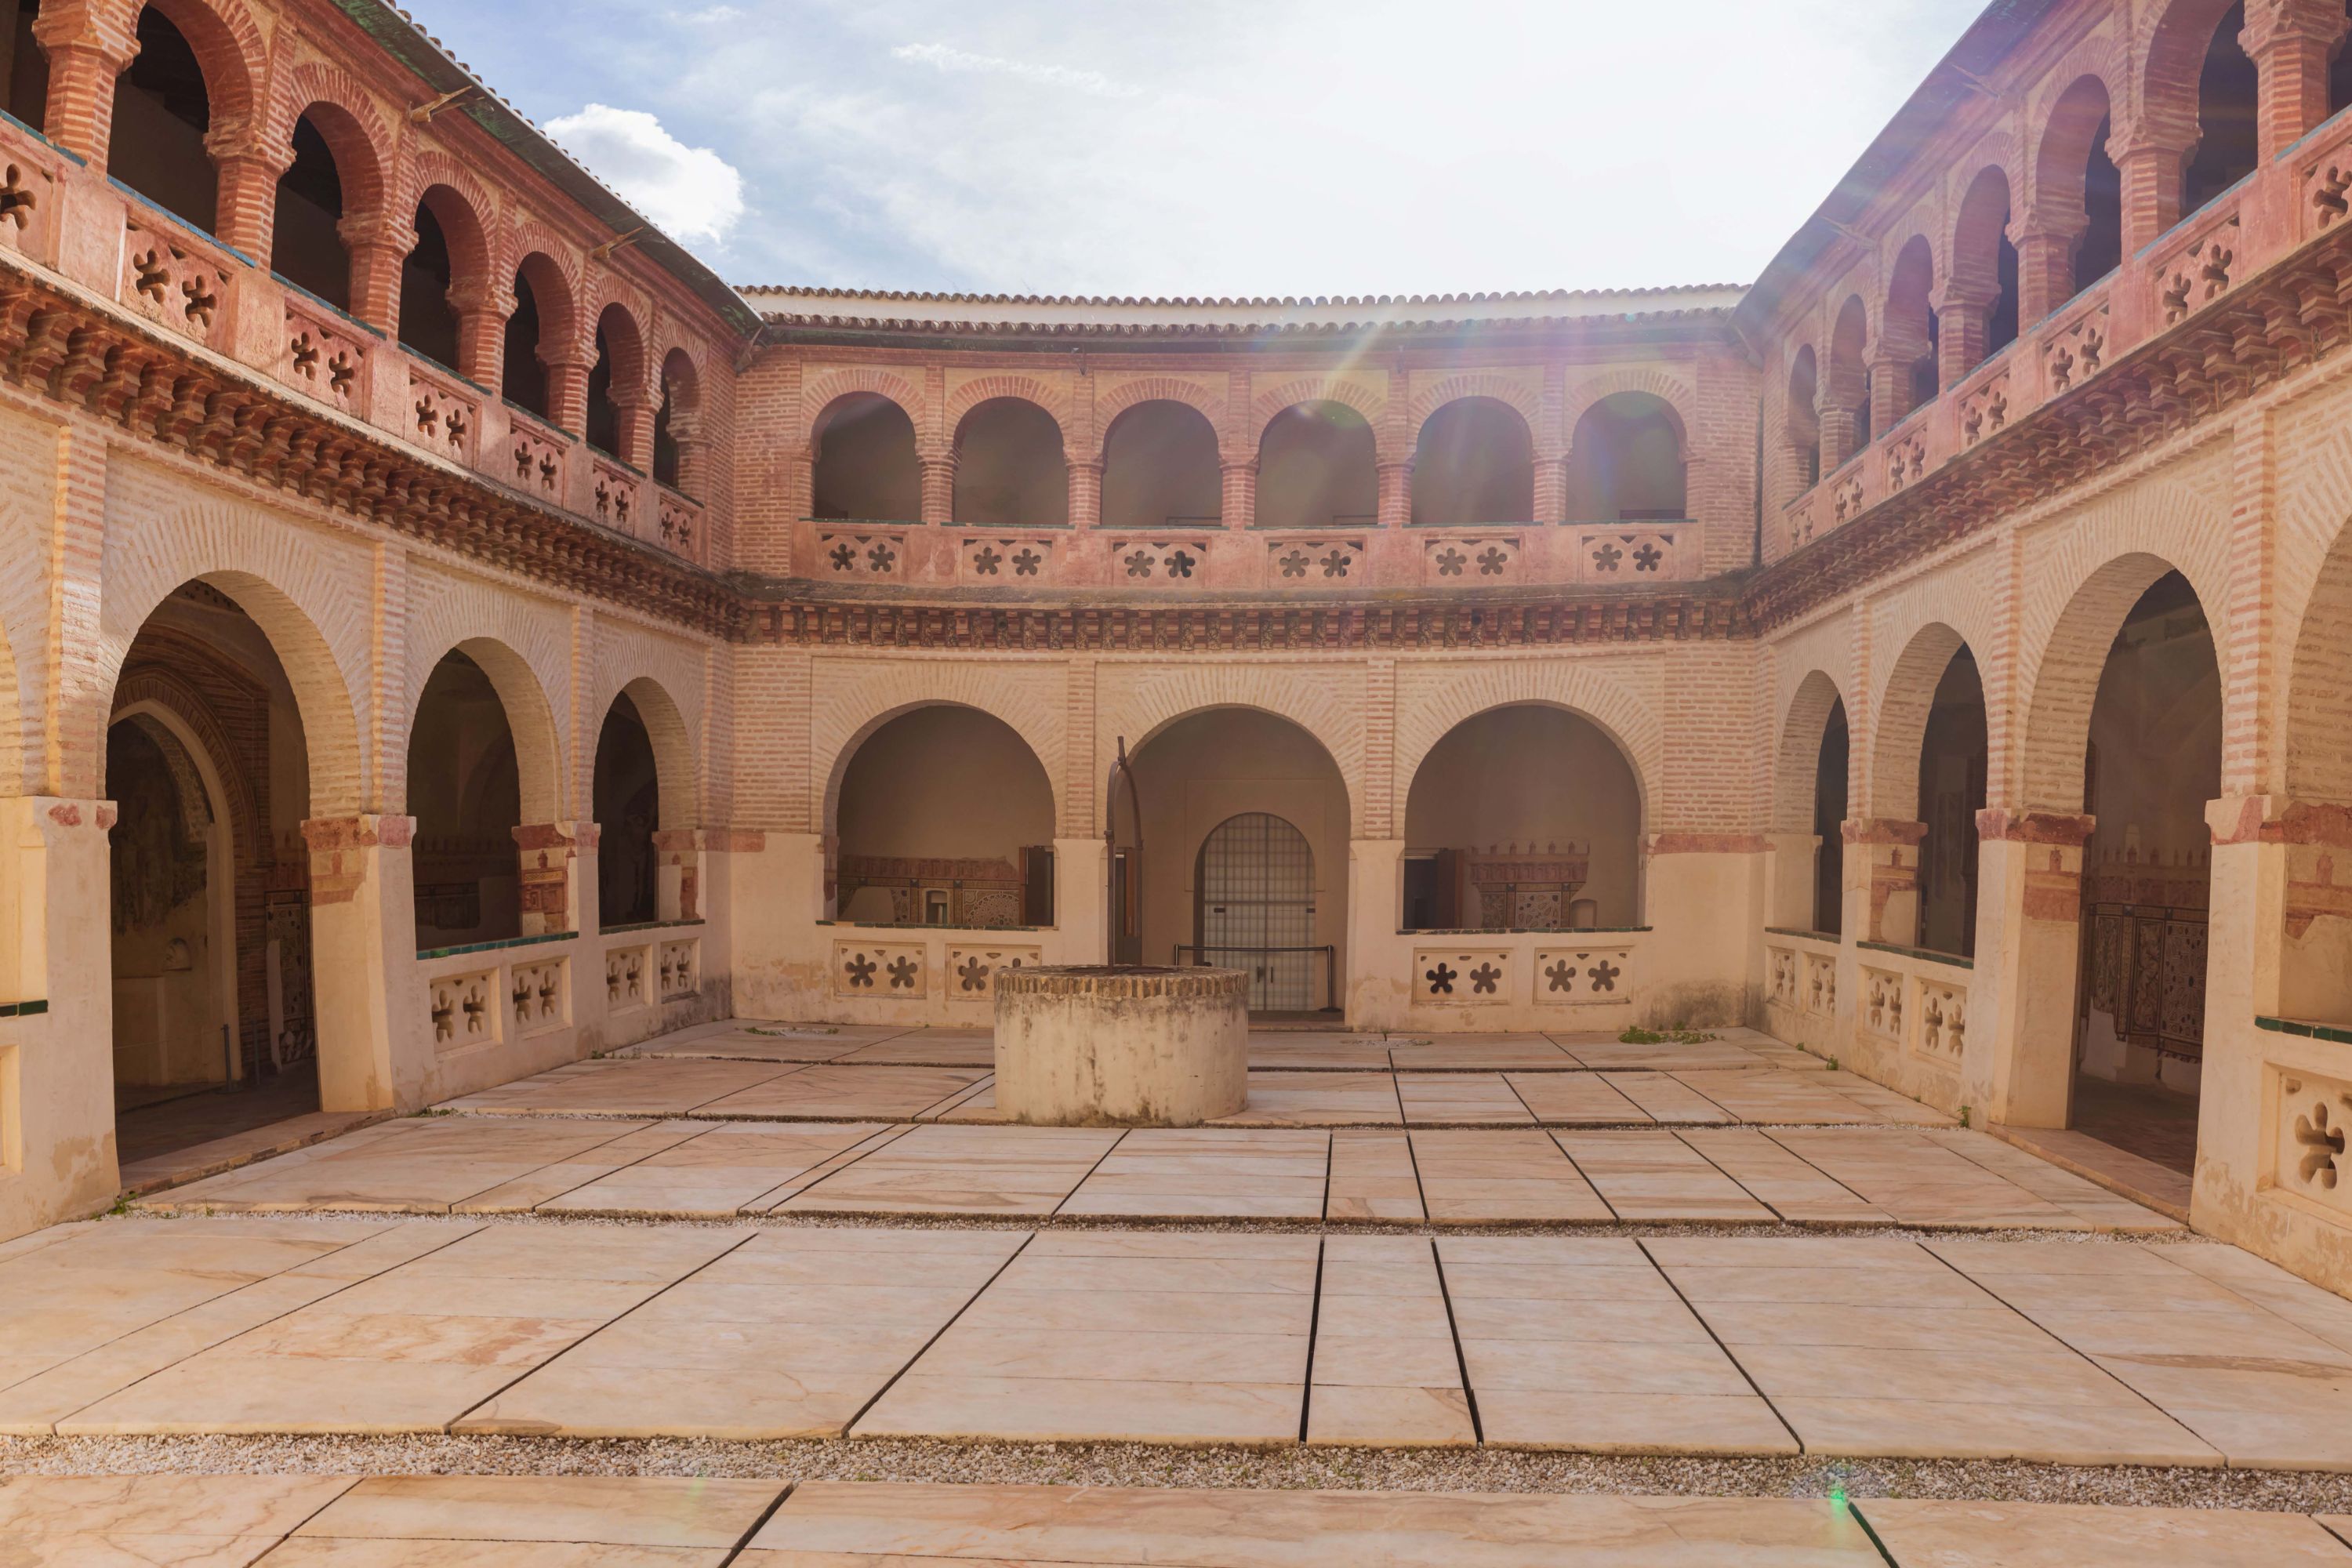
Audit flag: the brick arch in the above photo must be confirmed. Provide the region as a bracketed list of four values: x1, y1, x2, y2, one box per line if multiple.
[1559, 368, 1696, 456]
[268, 61, 397, 224]
[1250, 375, 1385, 434]
[814, 664, 1068, 835]
[2289, 513, 2352, 804]
[587, 622, 708, 829]
[1107, 665, 1366, 836]
[1098, 376, 1225, 429]
[590, 674, 699, 833]
[2140, 0, 2245, 149]
[1869, 621, 1976, 821]
[403, 578, 572, 825]
[2018, 550, 2218, 814]
[658, 345, 701, 419]
[503, 223, 584, 351]
[1882, 232, 1940, 364]
[946, 374, 1069, 437]
[2031, 69, 2122, 234]
[804, 368, 927, 448]
[1949, 162, 2017, 306]
[592, 299, 652, 402]
[1773, 668, 1854, 835]
[136, 0, 267, 130]
[405, 153, 496, 285]
[1406, 374, 1542, 451]
[1391, 662, 1660, 827]
[111, 666, 259, 855]
[99, 500, 371, 815]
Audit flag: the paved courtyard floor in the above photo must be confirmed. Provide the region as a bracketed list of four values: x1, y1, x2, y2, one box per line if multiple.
[14, 1021, 2352, 1559]
[8, 1472, 2352, 1565]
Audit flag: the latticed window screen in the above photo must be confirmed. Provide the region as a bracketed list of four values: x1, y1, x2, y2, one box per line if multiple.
[1199, 812, 1316, 1011]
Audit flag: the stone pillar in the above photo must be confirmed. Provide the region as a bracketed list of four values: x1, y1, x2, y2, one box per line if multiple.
[1849, 818, 1929, 945]
[612, 388, 657, 474]
[2012, 220, 2085, 325]
[1766, 831, 1822, 931]
[1376, 459, 1412, 527]
[1644, 834, 1771, 1029]
[1218, 457, 1256, 530]
[1532, 445, 1569, 523]
[1053, 836, 1109, 967]
[302, 815, 415, 1114]
[651, 827, 704, 923]
[668, 413, 710, 502]
[2245, 0, 2352, 162]
[514, 822, 589, 937]
[1066, 457, 1103, 529]
[918, 451, 955, 524]
[1816, 397, 1859, 472]
[1346, 840, 1409, 1029]
[1867, 350, 1911, 437]
[31, 5, 136, 170]
[722, 829, 821, 1020]
[1965, 809, 2095, 1130]
[0, 797, 118, 1240]
[2196, 793, 2296, 1245]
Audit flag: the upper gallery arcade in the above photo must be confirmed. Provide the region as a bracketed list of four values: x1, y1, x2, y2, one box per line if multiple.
[5, 0, 2352, 1300]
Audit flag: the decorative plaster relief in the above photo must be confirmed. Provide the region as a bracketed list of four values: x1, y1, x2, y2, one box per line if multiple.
[606, 943, 652, 1010]
[2273, 1067, 2352, 1221]
[946, 943, 1044, 999]
[821, 531, 908, 578]
[1577, 529, 1678, 582]
[1863, 967, 1904, 1040]
[1421, 535, 1520, 584]
[1110, 538, 1211, 584]
[510, 957, 568, 1035]
[429, 968, 499, 1054]
[281, 299, 368, 416]
[121, 219, 230, 348]
[961, 536, 1053, 583]
[1269, 538, 1365, 583]
[659, 938, 700, 999]
[835, 941, 927, 999]
[1532, 946, 1632, 1004]
[1414, 948, 1514, 1005]
[1917, 980, 1965, 1062]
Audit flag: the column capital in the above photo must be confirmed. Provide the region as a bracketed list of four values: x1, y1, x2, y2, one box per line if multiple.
[1975, 808, 2095, 844]
[2208, 794, 2352, 845]
[1842, 816, 1928, 846]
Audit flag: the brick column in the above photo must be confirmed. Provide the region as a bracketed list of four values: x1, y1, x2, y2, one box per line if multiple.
[1965, 809, 2095, 1128]
[1376, 459, 1412, 527]
[445, 278, 512, 388]
[2245, 0, 2352, 162]
[2012, 220, 2085, 325]
[31, 5, 137, 169]
[918, 450, 955, 524]
[1815, 394, 1859, 473]
[1848, 818, 1929, 944]
[1867, 351, 1911, 437]
[2111, 124, 2192, 253]
[302, 815, 416, 1113]
[209, 133, 292, 257]
[543, 350, 591, 436]
[1066, 457, 1103, 529]
[340, 215, 412, 335]
[1936, 284, 1997, 390]
[1530, 445, 1567, 523]
[670, 414, 710, 503]
[1219, 456, 1256, 530]
[612, 389, 656, 473]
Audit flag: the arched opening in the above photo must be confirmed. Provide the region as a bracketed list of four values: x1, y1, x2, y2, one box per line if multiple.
[1951, 167, 2020, 371]
[953, 397, 1066, 526]
[408, 649, 524, 949]
[1194, 813, 1318, 1011]
[1566, 393, 1686, 521]
[593, 693, 659, 929]
[502, 265, 550, 418]
[1101, 400, 1220, 528]
[1403, 705, 1643, 932]
[3, 0, 49, 131]
[1886, 237, 1939, 415]
[585, 305, 644, 463]
[105, 584, 318, 1177]
[2072, 571, 2220, 1173]
[398, 194, 463, 369]
[1786, 347, 1822, 492]
[653, 350, 698, 492]
[1814, 700, 1849, 935]
[832, 706, 1055, 928]
[812, 394, 920, 521]
[1255, 401, 1377, 530]
[2038, 77, 2125, 302]
[1915, 647, 1988, 958]
[1828, 295, 1871, 459]
[270, 113, 350, 310]
[2285, 516, 2352, 1041]
[1410, 397, 1534, 524]
[2182, 2, 2259, 216]
[2333, 0, 2352, 117]
[110, 6, 217, 234]
[1127, 709, 1349, 1014]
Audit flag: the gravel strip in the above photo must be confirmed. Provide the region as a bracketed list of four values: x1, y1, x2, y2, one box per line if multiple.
[3, 1434, 2349, 1512]
[118, 1205, 2214, 1244]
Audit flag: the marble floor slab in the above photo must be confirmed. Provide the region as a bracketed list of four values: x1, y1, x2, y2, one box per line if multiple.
[1556, 1130, 1776, 1221]
[770, 1122, 1121, 1215]
[1059, 1127, 1328, 1219]
[1408, 1128, 1613, 1222]
[693, 1063, 992, 1120]
[535, 1120, 901, 1217]
[1306, 1233, 1475, 1446]
[440, 1057, 810, 1116]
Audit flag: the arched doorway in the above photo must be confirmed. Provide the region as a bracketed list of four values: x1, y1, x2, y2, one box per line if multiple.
[105, 583, 318, 1173]
[2071, 571, 2220, 1172]
[1195, 812, 1318, 1011]
[1915, 647, 1987, 957]
[408, 650, 525, 948]
[594, 693, 660, 929]
[1813, 700, 1849, 935]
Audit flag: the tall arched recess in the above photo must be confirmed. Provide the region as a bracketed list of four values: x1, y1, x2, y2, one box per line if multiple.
[1402, 705, 1643, 931]
[831, 706, 1056, 929]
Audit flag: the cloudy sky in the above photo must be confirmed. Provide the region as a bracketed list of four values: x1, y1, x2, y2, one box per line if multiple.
[397, 0, 1986, 297]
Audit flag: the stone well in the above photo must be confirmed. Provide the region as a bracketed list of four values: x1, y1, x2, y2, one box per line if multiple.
[993, 966, 1248, 1127]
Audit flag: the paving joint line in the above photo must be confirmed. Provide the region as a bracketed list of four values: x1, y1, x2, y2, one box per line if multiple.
[1049, 1127, 1132, 1216]
[45, 1219, 493, 1432]
[840, 1230, 1039, 1436]
[1842, 1497, 1905, 1566]
[1428, 1237, 1485, 1445]
[1633, 1235, 1806, 1454]
[742, 1122, 924, 1210]
[1541, 1126, 1624, 1224]
[1316, 1131, 1334, 1223]
[1754, 1124, 1889, 1215]
[1914, 1240, 2220, 1458]
[717, 1479, 797, 1566]
[1671, 1127, 1792, 1224]
[449, 1114, 710, 1214]
[1297, 1236, 1326, 1445]
[1401, 1126, 1433, 1225]
[444, 1224, 770, 1432]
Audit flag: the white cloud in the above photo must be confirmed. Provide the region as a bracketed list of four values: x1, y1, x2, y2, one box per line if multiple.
[891, 42, 1141, 100]
[545, 103, 746, 245]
